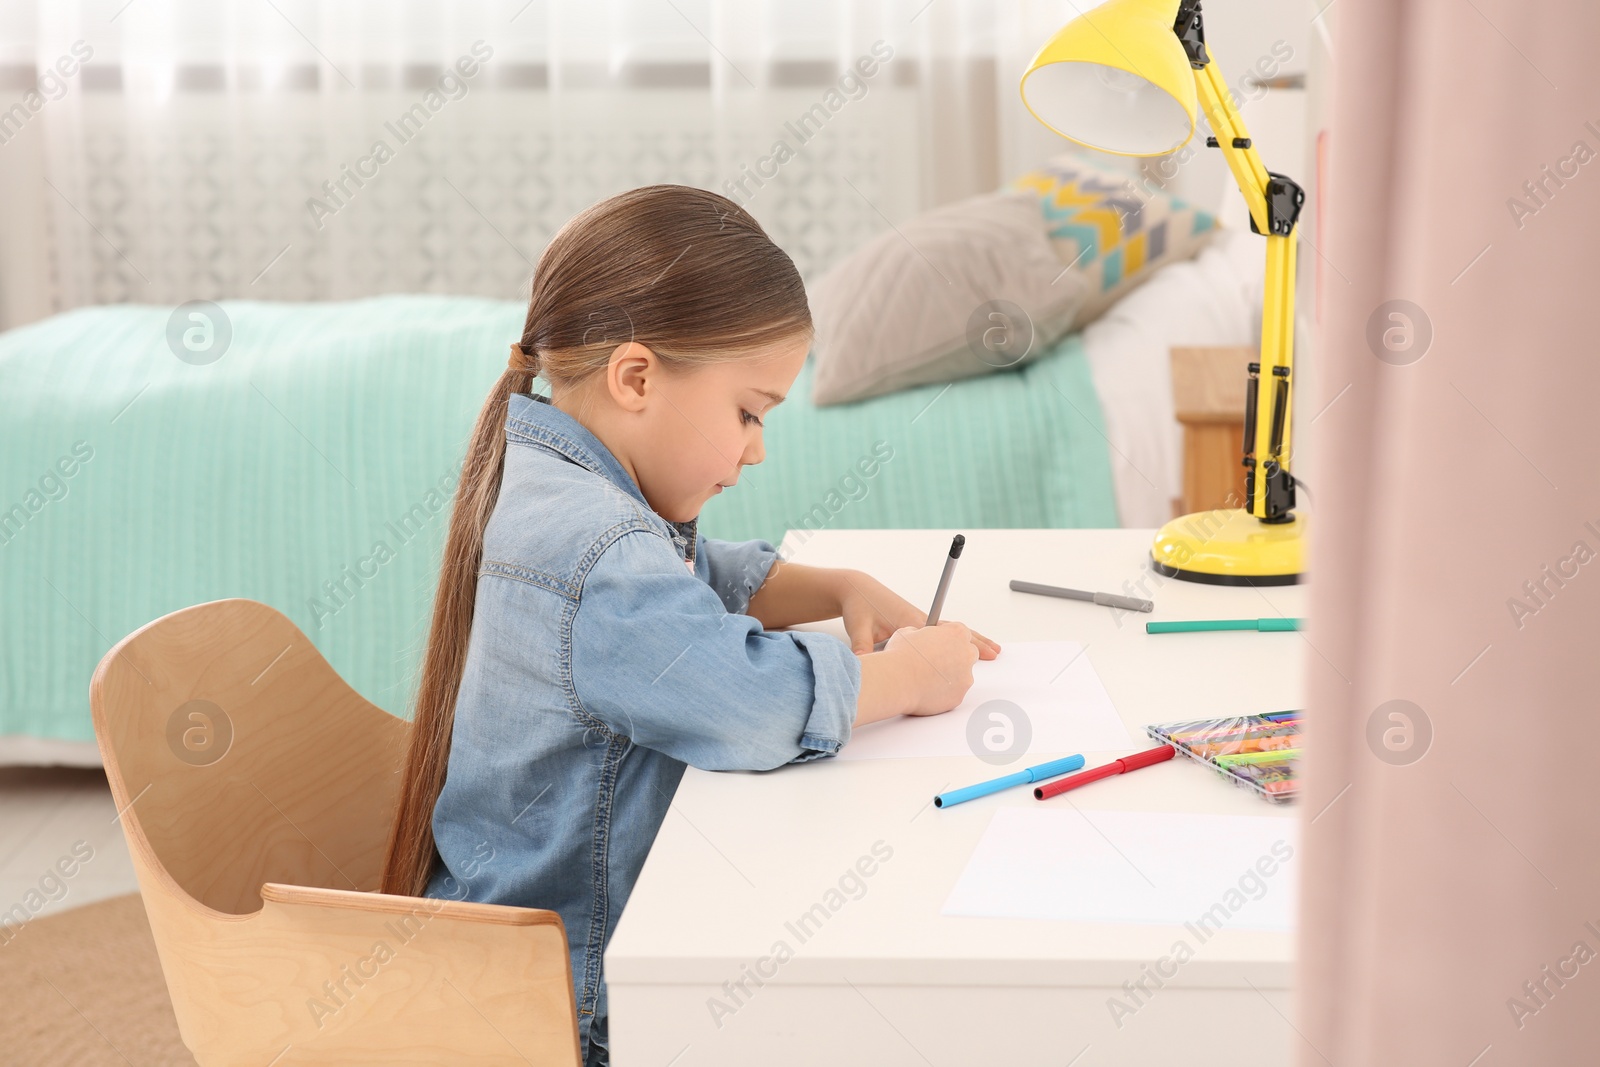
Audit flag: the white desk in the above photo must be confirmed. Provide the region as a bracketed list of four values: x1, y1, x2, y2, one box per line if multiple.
[607, 529, 1306, 1066]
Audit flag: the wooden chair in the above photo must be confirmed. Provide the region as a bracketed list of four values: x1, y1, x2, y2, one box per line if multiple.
[90, 598, 582, 1066]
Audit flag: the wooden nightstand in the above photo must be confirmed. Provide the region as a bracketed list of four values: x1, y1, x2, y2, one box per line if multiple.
[1170, 345, 1253, 518]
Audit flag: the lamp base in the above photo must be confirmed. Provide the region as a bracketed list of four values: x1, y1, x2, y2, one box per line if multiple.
[1150, 509, 1305, 586]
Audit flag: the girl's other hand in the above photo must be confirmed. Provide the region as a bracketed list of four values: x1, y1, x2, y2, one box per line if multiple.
[837, 570, 1001, 660]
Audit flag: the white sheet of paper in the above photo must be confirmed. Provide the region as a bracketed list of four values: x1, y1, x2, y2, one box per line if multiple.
[835, 640, 1132, 760]
[941, 807, 1299, 930]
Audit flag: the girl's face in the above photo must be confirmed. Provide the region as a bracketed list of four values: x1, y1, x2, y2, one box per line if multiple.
[567, 332, 811, 524]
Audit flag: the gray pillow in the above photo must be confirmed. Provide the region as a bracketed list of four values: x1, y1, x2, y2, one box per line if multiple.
[808, 189, 1088, 406]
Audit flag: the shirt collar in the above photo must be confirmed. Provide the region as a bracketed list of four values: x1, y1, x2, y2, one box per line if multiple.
[504, 391, 699, 554]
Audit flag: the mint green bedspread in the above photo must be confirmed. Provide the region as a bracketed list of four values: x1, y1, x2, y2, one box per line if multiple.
[0, 296, 1113, 743]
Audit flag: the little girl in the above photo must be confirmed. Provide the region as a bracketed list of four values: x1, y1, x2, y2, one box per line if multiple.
[381, 184, 998, 1066]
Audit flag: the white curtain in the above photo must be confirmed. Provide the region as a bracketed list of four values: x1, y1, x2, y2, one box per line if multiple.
[0, 0, 1308, 329]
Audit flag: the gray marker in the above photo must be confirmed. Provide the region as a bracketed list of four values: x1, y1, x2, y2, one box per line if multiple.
[925, 534, 965, 625]
[870, 534, 966, 652]
[1009, 578, 1152, 613]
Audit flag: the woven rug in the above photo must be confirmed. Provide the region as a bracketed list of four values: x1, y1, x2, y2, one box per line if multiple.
[1, 892, 196, 1065]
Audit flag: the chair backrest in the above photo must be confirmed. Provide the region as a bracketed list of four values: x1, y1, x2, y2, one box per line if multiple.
[91, 598, 585, 1066]
[91, 598, 409, 914]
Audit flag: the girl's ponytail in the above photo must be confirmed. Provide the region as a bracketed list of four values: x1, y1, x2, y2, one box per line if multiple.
[381, 360, 525, 896]
[380, 185, 810, 896]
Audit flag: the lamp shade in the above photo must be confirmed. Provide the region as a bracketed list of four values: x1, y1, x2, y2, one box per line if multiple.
[1019, 0, 1197, 157]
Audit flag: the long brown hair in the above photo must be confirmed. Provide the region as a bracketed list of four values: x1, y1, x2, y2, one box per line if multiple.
[381, 185, 812, 896]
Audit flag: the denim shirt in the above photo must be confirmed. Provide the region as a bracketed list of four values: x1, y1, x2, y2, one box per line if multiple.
[424, 390, 861, 1061]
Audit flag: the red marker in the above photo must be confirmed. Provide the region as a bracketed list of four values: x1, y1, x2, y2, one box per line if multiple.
[1033, 744, 1175, 800]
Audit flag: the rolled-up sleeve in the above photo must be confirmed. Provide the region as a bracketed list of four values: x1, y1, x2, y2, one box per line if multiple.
[571, 529, 858, 770]
[694, 532, 780, 615]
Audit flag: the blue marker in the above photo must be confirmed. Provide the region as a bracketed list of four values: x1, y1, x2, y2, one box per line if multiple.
[934, 753, 1086, 808]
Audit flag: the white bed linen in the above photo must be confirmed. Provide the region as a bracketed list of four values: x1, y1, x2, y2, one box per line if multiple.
[0, 734, 101, 767]
[1083, 226, 1267, 527]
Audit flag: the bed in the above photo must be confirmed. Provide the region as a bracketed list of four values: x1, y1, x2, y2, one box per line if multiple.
[0, 227, 1262, 765]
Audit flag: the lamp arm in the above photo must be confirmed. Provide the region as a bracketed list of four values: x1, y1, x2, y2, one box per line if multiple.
[1186, 34, 1305, 523]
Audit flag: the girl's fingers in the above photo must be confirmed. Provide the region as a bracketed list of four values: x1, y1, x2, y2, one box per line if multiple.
[841, 606, 875, 655]
[925, 618, 999, 658]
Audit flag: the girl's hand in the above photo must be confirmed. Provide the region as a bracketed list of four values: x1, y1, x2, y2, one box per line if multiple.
[882, 622, 980, 716]
[835, 570, 1001, 660]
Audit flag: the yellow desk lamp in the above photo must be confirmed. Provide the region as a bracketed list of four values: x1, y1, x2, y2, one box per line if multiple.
[1021, 0, 1305, 585]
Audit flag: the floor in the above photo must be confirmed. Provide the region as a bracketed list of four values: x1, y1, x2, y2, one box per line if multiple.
[0, 766, 141, 929]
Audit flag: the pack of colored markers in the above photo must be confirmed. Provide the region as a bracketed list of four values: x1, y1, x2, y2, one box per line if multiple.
[1144, 711, 1301, 804]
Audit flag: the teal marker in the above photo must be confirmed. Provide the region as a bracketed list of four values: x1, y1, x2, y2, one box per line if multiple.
[934, 753, 1085, 808]
[1145, 618, 1303, 634]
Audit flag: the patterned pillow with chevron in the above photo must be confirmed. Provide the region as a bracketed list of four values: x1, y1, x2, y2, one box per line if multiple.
[1008, 151, 1220, 330]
